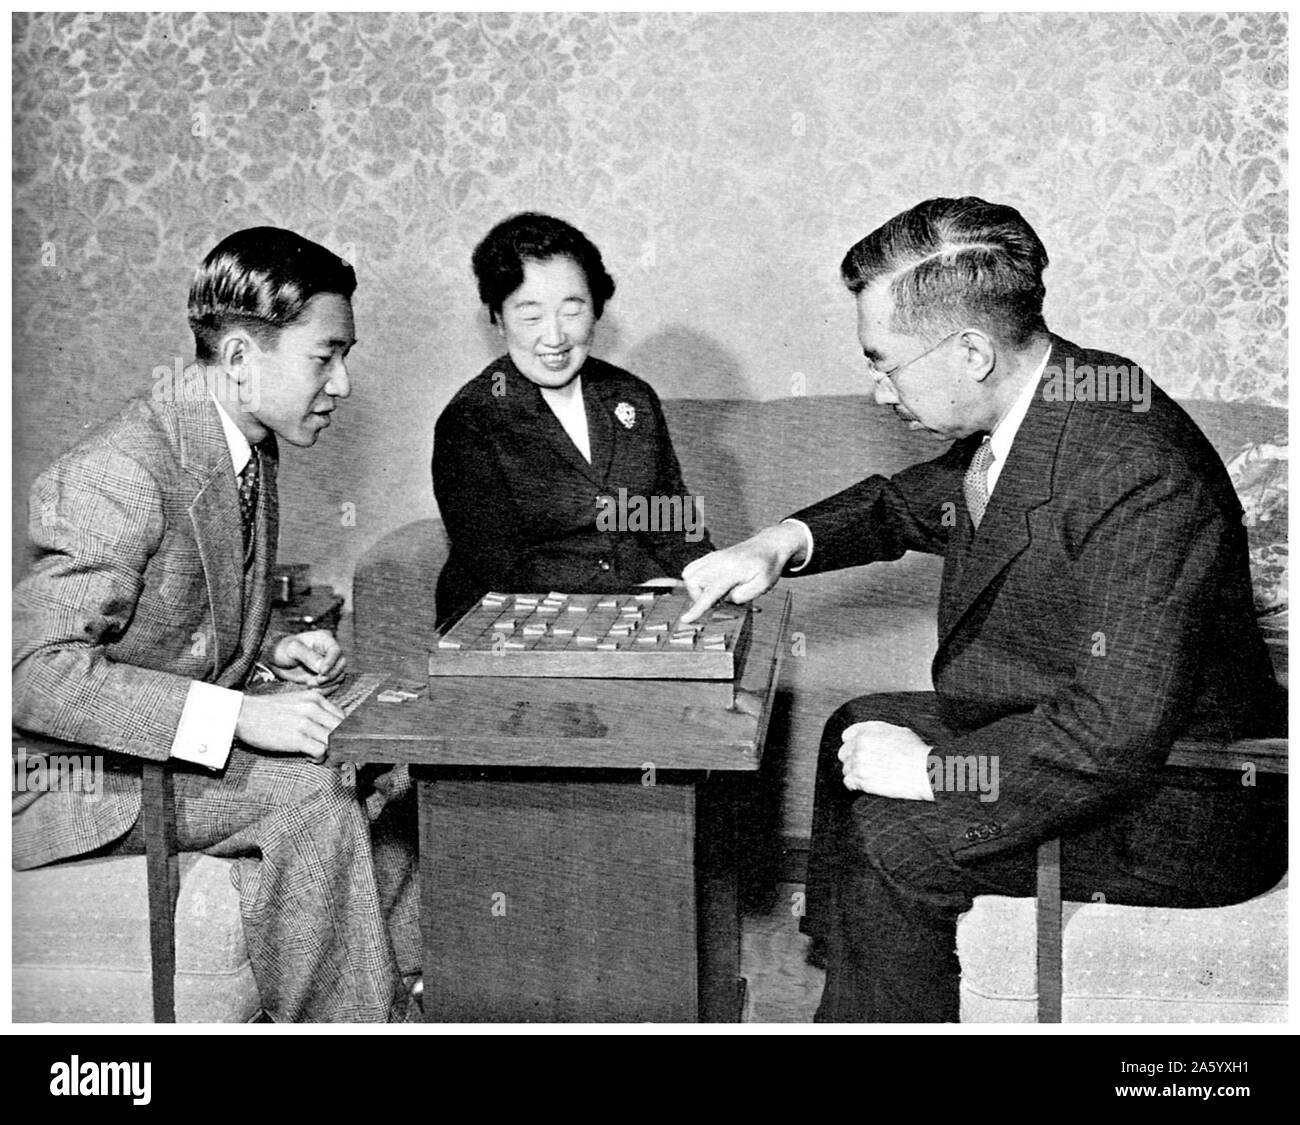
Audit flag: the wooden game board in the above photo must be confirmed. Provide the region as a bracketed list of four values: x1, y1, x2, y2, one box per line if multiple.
[427, 591, 752, 679]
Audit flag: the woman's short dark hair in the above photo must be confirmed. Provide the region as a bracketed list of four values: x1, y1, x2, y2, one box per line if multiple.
[472, 212, 616, 324]
[188, 227, 357, 362]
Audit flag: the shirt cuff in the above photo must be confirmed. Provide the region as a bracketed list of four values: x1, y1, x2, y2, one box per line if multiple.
[781, 518, 815, 572]
[169, 681, 242, 770]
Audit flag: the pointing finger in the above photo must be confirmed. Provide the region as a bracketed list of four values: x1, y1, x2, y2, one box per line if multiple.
[679, 581, 727, 625]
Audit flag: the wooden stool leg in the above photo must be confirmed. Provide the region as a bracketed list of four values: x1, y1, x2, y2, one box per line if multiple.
[142, 761, 179, 1023]
[1035, 837, 1063, 1023]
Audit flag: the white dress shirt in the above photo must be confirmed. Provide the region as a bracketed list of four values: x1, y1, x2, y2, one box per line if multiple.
[985, 346, 1051, 494]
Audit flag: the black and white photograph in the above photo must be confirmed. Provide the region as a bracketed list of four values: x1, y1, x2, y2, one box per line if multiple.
[5, 5, 1290, 1070]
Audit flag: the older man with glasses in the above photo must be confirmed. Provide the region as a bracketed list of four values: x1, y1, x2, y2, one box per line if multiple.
[681, 196, 1286, 1022]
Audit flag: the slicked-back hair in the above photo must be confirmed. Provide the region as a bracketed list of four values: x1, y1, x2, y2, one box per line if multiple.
[472, 212, 616, 324]
[188, 227, 357, 362]
[840, 197, 1049, 347]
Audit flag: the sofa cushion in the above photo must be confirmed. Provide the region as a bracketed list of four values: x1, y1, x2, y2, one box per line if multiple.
[958, 875, 1288, 1023]
[12, 852, 259, 1023]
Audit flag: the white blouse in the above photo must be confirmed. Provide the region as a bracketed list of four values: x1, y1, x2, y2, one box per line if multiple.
[538, 377, 592, 463]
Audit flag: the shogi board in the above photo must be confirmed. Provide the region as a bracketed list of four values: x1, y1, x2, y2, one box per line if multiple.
[428, 591, 752, 679]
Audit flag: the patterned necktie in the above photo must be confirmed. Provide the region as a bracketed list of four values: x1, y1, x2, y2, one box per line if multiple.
[964, 436, 995, 529]
[237, 447, 260, 551]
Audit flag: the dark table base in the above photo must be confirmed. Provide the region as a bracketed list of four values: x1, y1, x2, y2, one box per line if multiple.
[417, 767, 743, 1023]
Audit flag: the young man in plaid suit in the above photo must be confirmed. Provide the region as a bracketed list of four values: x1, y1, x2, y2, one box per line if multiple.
[13, 228, 418, 1022]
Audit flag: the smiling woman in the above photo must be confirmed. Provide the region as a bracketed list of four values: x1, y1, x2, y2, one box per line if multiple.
[431, 212, 714, 625]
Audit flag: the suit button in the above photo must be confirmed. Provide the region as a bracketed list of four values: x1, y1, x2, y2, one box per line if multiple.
[989, 822, 1002, 836]
[965, 828, 980, 842]
[597, 559, 612, 572]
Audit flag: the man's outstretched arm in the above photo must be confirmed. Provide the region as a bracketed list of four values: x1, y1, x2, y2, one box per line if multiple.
[681, 438, 968, 622]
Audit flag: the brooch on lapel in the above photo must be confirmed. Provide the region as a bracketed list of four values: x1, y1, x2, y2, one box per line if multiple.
[615, 402, 636, 429]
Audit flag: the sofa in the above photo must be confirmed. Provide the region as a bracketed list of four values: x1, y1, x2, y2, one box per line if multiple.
[353, 390, 1288, 1022]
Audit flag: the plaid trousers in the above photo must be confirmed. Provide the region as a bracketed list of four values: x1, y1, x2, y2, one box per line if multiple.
[106, 750, 419, 1023]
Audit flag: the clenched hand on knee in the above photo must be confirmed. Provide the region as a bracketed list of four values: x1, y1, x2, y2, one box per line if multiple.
[838, 720, 935, 801]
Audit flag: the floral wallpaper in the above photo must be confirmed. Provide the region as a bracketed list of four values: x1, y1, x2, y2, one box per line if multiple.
[11, 11, 1288, 593]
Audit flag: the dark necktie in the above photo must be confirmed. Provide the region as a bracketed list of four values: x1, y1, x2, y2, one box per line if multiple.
[238, 447, 260, 553]
[964, 436, 995, 529]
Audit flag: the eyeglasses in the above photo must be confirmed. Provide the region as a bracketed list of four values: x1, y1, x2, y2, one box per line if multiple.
[865, 329, 963, 385]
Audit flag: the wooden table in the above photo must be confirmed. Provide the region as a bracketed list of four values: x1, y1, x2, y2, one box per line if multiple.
[331, 591, 792, 1022]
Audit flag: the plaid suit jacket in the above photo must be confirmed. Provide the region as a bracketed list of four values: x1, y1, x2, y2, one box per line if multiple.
[12, 384, 279, 869]
[792, 335, 1284, 866]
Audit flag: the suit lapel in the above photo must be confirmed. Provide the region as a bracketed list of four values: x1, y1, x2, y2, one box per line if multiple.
[178, 395, 246, 678]
[583, 368, 619, 484]
[937, 361, 1067, 649]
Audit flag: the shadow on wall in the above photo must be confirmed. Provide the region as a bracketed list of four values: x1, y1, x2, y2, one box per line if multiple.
[624, 323, 755, 402]
[625, 325, 755, 543]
